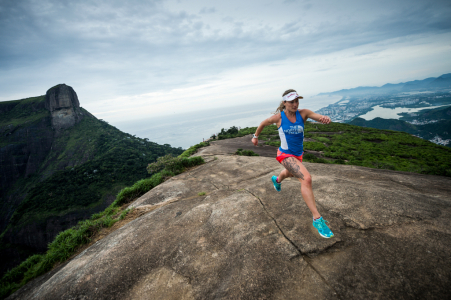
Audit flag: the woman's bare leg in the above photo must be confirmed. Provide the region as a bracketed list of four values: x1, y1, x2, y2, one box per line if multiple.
[277, 168, 293, 182]
[280, 157, 321, 219]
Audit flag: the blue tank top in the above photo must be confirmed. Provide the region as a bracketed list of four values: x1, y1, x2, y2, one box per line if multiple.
[278, 110, 304, 156]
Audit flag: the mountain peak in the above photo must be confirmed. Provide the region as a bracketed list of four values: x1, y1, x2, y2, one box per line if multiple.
[45, 84, 84, 131]
[45, 84, 80, 112]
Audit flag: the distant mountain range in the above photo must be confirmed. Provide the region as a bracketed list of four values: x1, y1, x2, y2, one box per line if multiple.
[319, 73, 451, 97]
[315, 72, 451, 146]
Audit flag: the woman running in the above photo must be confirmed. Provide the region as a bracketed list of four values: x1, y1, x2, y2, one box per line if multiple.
[251, 89, 334, 238]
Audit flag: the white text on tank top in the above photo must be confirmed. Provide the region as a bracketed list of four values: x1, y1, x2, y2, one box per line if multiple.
[278, 110, 304, 156]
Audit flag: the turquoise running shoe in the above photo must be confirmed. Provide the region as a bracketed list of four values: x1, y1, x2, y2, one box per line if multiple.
[271, 175, 281, 192]
[312, 217, 334, 238]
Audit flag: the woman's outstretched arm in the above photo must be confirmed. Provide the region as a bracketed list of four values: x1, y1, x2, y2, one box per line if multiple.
[300, 109, 331, 124]
[252, 114, 281, 146]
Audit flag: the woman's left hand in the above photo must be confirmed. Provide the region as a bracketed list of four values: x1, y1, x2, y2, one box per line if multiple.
[319, 115, 331, 124]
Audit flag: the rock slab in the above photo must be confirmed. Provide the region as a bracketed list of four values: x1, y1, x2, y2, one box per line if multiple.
[9, 153, 451, 299]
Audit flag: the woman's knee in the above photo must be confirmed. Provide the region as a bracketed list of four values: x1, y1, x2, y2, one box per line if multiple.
[300, 174, 312, 186]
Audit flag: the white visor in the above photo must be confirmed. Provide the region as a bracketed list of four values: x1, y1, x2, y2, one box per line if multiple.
[282, 92, 302, 101]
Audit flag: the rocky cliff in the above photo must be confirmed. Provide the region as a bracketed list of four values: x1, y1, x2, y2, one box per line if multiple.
[0, 85, 86, 231]
[0, 85, 185, 279]
[45, 84, 84, 132]
[0, 85, 87, 230]
[9, 139, 451, 299]
[0, 85, 89, 275]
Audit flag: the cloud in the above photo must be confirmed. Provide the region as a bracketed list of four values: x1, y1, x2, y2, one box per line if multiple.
[0, 0, 450, 120]
[79, 32, 451, 122]
[200, 7, 215, 14]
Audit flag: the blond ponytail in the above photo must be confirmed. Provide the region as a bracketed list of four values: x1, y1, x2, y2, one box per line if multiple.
[273, 89, 296, 114]
[274, 101, 285, 114]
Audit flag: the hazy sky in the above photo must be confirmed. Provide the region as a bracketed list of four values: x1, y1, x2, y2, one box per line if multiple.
[1, 0, 451, 122]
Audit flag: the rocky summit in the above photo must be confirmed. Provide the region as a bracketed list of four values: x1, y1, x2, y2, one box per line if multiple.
[45, 84, 84, 132]
[9, 139, 451, 299]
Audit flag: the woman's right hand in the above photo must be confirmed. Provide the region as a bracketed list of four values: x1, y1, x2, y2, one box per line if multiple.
[252, 137, 258, 146]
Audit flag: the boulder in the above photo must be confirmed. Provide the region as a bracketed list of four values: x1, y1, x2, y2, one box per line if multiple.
[9, 150, 451, 299]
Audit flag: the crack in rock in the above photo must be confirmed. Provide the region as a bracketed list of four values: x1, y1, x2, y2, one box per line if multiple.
[244, 189, 302, 255]
[245, 189, 343, 300]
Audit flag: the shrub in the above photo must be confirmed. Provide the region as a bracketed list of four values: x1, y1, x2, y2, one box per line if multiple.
[265, 141, 281, 147]
[119, 208, 133, 220]
[147, 154, 177, 174]
[179, 142, 209, 158]
[333, 159, 346, 164]
[235, 149, 259, 156]
[303, 153, 317, 161]
[303, 153, 329, 164]
[315, 158, 329, 164]
[314, 137, 330, 143]
[218, 126, 239, 137]
[0, 254, 42, 285]
[304, 141, 326, 151]
[114, 174, 163, 206]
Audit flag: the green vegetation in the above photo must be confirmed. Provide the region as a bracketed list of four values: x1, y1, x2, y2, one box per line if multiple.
[313, 137, 330, 143]
[198, 192, 206, 196]
[147, 154, 204, 176]
[0, 155, 204, 299]
[303, 141, 327, 151]
[235, 148, 259, 156]
[0, 208, 129, 299]
[214, 123, 451, 176]
[302, 153, 330, 164]
[349, 116, 451, 141]
[399, 105, 451, 122]
[8, 115, 184, 227]
[179, 141, 210, 158]
[0, 96, 48, 128]
[211, 125, 278, 142]
[0, 102, 187, 288]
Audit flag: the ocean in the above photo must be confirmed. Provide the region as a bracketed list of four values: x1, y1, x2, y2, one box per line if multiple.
[112, 95, 341, 149]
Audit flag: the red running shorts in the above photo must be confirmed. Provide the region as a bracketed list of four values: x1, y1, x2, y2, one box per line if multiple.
[276, 149, 303, 164]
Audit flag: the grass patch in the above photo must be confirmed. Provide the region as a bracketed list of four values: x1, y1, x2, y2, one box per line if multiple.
[211, 123, 451, 176]
[303, 153, 329, 164]
[235, 149, 259, 156]
[179, 142, 210, 158]
[314, 137, 330, 143]
[0, 155, 204, 299]
[0, 96, 48, 128]
[304, 141, 327, 151]
[265, 141, 281, 147]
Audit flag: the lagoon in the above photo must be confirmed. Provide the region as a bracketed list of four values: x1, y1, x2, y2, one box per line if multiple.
[359, 104, 451, 121]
